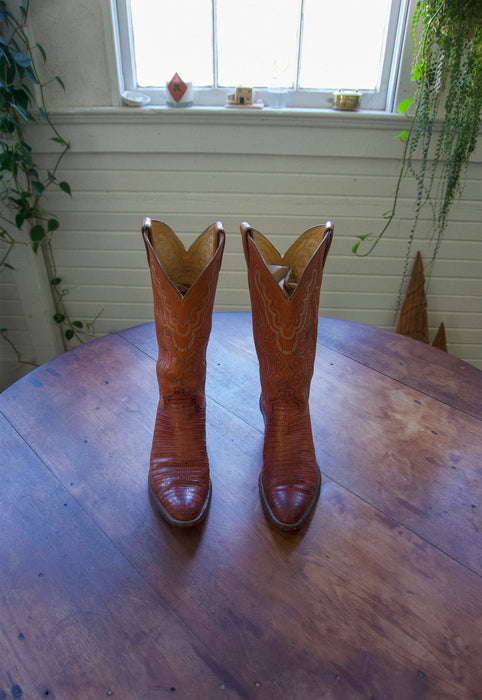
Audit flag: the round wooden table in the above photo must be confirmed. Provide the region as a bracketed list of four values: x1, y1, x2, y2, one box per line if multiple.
[1, 313, 480, 699]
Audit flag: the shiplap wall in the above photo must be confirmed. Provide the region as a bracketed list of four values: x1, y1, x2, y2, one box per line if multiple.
[1, 271, 29, 387]
[1, 223, 63, 388]
[2, 106, 479, 393]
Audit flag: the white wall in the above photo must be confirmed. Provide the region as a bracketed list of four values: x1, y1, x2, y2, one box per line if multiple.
[1, 1, 481, 390]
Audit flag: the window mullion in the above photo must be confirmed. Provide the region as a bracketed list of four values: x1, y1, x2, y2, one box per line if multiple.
[115, 0, 137, 91]
[295, 0, 305, 90]
[212, 0, 218, 88]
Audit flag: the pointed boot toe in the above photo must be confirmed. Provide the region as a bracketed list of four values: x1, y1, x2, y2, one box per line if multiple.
[260, 472, 321, 530]
[150, 476, 212, 527]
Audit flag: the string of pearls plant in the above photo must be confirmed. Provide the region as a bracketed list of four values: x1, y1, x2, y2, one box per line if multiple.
[354, 0, 482, 295]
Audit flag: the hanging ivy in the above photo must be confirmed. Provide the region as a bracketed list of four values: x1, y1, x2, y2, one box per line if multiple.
[353, 0, 482, 280]
[0, 0, 100, 354]
[0, 0, 70, 263]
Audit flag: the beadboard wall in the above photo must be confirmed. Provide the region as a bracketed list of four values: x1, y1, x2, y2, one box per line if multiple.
[1, 107, 480, 390]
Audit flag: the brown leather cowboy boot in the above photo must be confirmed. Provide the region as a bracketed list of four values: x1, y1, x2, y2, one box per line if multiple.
[142, 218, 225, 527]
[241, 222, 333, 530]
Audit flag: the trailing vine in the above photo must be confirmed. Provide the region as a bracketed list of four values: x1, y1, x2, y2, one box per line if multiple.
[353, 0, 482, 288]
[0, 0, 99, 359]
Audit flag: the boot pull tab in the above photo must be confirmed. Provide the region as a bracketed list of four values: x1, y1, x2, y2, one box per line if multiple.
[142, 216, 152, 239]
[324, 221, 334, 245]
[321, 222, 334, 268]
[142, 216, 154, 264]
[240, 221, 253, 266]
[214, 221, 225, 254]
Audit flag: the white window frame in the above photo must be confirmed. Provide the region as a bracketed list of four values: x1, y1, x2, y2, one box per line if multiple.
[112, 0, 410, 111]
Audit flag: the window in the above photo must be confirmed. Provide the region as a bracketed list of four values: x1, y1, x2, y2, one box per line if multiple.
[114, 0, 410, 110]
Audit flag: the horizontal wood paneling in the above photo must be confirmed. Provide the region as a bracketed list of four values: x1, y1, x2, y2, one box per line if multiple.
[2, 110, 480, 389]
[0, 271, 36, 388]
[47, 166, 482, 202]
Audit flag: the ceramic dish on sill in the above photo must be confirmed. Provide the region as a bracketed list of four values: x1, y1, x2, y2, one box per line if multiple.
[121, 90, 150, 107]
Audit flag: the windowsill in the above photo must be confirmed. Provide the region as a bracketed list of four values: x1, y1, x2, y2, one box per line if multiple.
[49, 104, 406, 131]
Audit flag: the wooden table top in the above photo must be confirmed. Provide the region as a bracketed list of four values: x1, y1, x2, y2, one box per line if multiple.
[1, 312, 481, 700]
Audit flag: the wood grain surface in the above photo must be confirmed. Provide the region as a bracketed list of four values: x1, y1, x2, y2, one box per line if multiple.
[1, 313, 480, 700]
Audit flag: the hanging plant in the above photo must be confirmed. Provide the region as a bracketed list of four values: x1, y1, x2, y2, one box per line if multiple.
[0, 0, 99, 355]
[0, 1, 70, 263]
[353, 0, 482, 279]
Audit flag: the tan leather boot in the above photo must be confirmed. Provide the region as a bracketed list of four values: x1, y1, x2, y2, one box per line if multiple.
[143, 218, 225, 527]
[241, 222, 333, 530]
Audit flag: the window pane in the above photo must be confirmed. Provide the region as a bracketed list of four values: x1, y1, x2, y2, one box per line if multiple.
[299, 0, 392, 90]
[130, 0, 213, 87]
[217, 0, 301, 88]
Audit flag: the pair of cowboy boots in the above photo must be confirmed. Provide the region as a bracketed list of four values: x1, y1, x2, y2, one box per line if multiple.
[142, 217, 333, 530]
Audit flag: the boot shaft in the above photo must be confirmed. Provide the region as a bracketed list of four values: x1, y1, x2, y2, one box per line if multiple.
[241, 223, 333, 404]
[143, 218, 225, 397]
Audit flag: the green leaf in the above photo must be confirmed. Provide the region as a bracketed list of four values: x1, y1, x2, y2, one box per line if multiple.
[58, 181, 72, 196]
[65, 329, 74, 340]
[29, 224, 45, 242]
[397, 98, 413, 114]
[15, 212, 24, 229]
[394, 130, 408, 141]
[19, 204, 33, 220]
[13, 87, 29, 109]
[352, 233, 373, 254]
[4, 262, 15, 270]
[19, 83, 35, 100]
[412, 62, 423, 81]
[24, 67, 37, 84]
[14, 52, 32, 68]
[49, 136, 65, 145]
[36, 43, 47, 62]
[38, 106, 48, 120]
[55, 76, 66, 91]
[51, 277, 62, 286]
[53, 313, 65, 324]
[0, 117, 15, 133]
[32, 180, 45, 195]
[10, 103, 28, 122]
[47, 218, 59, 232]
[72, 321, 83, 329]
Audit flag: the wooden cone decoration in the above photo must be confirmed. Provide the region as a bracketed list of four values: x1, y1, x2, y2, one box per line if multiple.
[432, 322, 447, 352]
[396, 251, 429, 344]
